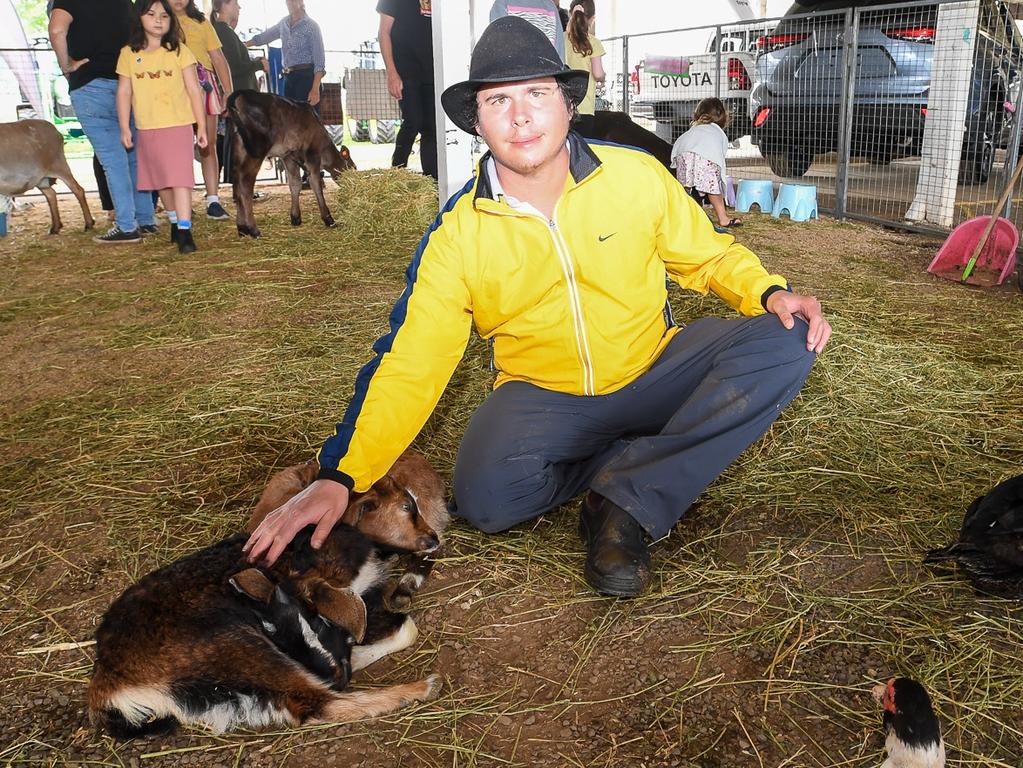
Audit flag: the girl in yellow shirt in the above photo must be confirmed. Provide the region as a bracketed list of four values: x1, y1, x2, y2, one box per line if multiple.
[117, 0, 207, 253]
[565, 0, 605, 137]
[169, 0, 233, 221]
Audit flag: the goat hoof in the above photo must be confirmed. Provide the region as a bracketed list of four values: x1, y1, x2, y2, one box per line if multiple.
[84, 221, 95, 231]
[290, 215, 302, 226]
[386, 591, 412, 613]
[323, 216, 336, 228]
[48, 227, 60, 236]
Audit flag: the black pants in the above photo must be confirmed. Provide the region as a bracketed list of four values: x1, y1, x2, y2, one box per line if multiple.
[393, 76, 437, 180]
[283, 68, 320, 113]
[453, 315, 816, 538]
[94, 154, 113, 212]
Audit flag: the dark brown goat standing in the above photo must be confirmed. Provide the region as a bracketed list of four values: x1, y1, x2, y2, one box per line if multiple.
[227, 90, 356, 238]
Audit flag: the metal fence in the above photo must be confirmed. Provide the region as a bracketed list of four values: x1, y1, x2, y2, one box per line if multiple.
[9, 2, 1023, 236]
[601, 0, 1023, 239]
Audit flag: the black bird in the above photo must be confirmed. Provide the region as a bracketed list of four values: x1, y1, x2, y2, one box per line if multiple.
[924, 474, 1023, 598]
[871, 678, 945, 768]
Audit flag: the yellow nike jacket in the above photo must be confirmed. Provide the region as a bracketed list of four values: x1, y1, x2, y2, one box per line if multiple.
[317, 133, 788, 491]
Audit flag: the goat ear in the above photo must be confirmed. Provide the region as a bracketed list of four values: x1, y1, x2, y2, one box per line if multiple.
[229, 568, 275, 604]
[341, 494, 374, 525]
[313, 584, 367, 642]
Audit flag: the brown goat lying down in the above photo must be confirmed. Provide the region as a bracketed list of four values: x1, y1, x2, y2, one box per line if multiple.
[227, 90, 356, 239]
[88, 451, 448, 738]
[0, 119, 94, 235]
[249, 449, 451, 611]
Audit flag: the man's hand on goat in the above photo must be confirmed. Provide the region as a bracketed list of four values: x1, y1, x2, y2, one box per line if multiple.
[766, 290, 832, 354]
[243, 479, 350, 566]
[387, 70, 403, 101]
[62, 57, 89, 75]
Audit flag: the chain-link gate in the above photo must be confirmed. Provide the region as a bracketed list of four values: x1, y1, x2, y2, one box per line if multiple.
[601, 0, 1023, 240]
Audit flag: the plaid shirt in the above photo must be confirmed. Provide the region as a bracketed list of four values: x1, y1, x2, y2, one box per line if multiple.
[250, 14, 325, 74]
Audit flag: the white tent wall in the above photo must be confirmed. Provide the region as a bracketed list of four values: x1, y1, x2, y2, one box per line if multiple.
[435, 0, 477, 204]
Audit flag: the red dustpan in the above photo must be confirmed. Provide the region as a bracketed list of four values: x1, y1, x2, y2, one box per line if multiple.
[928, 159, 1023, 287]
[927, 217, 1018, 286]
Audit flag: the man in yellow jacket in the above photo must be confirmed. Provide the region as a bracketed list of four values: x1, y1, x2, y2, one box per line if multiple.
[246, 17, 831, 597]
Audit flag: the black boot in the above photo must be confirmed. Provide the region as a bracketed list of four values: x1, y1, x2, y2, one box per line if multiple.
[579, 492, 651, 597]
[177, 228, 197, 254]
[170, 222, 178, 245]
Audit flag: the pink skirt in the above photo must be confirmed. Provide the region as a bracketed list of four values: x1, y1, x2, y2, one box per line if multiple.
[136, 125, 196, 191]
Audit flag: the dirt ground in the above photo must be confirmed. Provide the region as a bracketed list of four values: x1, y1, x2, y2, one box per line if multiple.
[1, 180, 1022, 768]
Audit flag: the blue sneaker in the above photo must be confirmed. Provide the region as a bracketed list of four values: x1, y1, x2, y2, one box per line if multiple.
[206, 201, 229, 220]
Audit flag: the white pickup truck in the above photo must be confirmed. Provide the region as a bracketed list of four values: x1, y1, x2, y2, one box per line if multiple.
[630, 22, 772, 144]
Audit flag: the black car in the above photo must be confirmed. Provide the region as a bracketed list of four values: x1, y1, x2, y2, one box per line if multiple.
[750, 0, 1023, 182]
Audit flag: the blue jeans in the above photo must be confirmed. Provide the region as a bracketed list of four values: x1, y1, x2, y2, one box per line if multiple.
[70, 78, 155, 232]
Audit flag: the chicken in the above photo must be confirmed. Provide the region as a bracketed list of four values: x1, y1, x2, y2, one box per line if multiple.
[925, 474, 1023, 597]
[871, 678, 945, 768]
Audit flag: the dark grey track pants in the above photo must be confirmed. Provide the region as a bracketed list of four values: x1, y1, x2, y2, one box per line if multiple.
[452, 314, 817, 539]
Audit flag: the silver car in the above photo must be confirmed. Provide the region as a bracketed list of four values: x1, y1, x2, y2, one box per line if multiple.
[750, 0, 1021, 182]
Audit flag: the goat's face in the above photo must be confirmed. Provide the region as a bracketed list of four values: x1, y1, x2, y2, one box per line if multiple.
[326, 144, 357, 178]
[342, 475, 440, 553]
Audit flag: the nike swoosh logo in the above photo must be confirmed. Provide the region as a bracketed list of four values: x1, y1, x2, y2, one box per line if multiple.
[598, 233, 616, 242]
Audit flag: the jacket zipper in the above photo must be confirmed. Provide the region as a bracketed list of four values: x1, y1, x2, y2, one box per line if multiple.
[478, 200, 596, 395]
[547, 217, 596, 396]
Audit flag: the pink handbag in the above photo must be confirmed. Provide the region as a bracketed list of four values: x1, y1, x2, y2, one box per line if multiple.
[196, 63, 224, 116]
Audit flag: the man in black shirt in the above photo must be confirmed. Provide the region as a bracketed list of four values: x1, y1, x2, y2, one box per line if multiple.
[377, 0, 437, 180]
[49, 0, 157, 243]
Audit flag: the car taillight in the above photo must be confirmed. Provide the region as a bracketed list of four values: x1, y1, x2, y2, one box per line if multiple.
[755, 33, 809, 53]
[754, 107, 771, 128]
[727, 57, 750, 91]
[631, 64, 640, 95]
[921, 107, 927, 118]
[885, 26, 935, 43]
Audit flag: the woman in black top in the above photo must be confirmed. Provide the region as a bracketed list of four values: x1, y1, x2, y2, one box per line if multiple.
[211, 0, 265, 93]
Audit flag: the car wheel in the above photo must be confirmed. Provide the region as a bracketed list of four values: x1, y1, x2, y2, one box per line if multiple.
[324, 125, 345, 146]
[764, 142, 814, 177]
[349, 120, 370, 142]
[372, 119, 397, 144]
[960, 107, 996, 185]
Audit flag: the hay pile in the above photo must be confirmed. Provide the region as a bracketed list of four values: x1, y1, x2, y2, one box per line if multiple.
[0, 169, 1021, 765]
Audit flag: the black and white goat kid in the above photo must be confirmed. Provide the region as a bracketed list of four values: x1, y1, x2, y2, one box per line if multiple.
[88, 522, 439, 738]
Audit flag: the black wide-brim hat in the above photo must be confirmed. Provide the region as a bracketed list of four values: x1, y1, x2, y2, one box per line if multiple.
[441, 16, 590, 136]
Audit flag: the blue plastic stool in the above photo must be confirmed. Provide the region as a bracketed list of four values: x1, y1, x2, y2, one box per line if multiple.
[773, 183, 818, 222]
[0, 212, 6, 238]
[735, 179, 774, 213]
[724, 175, 736, 208]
